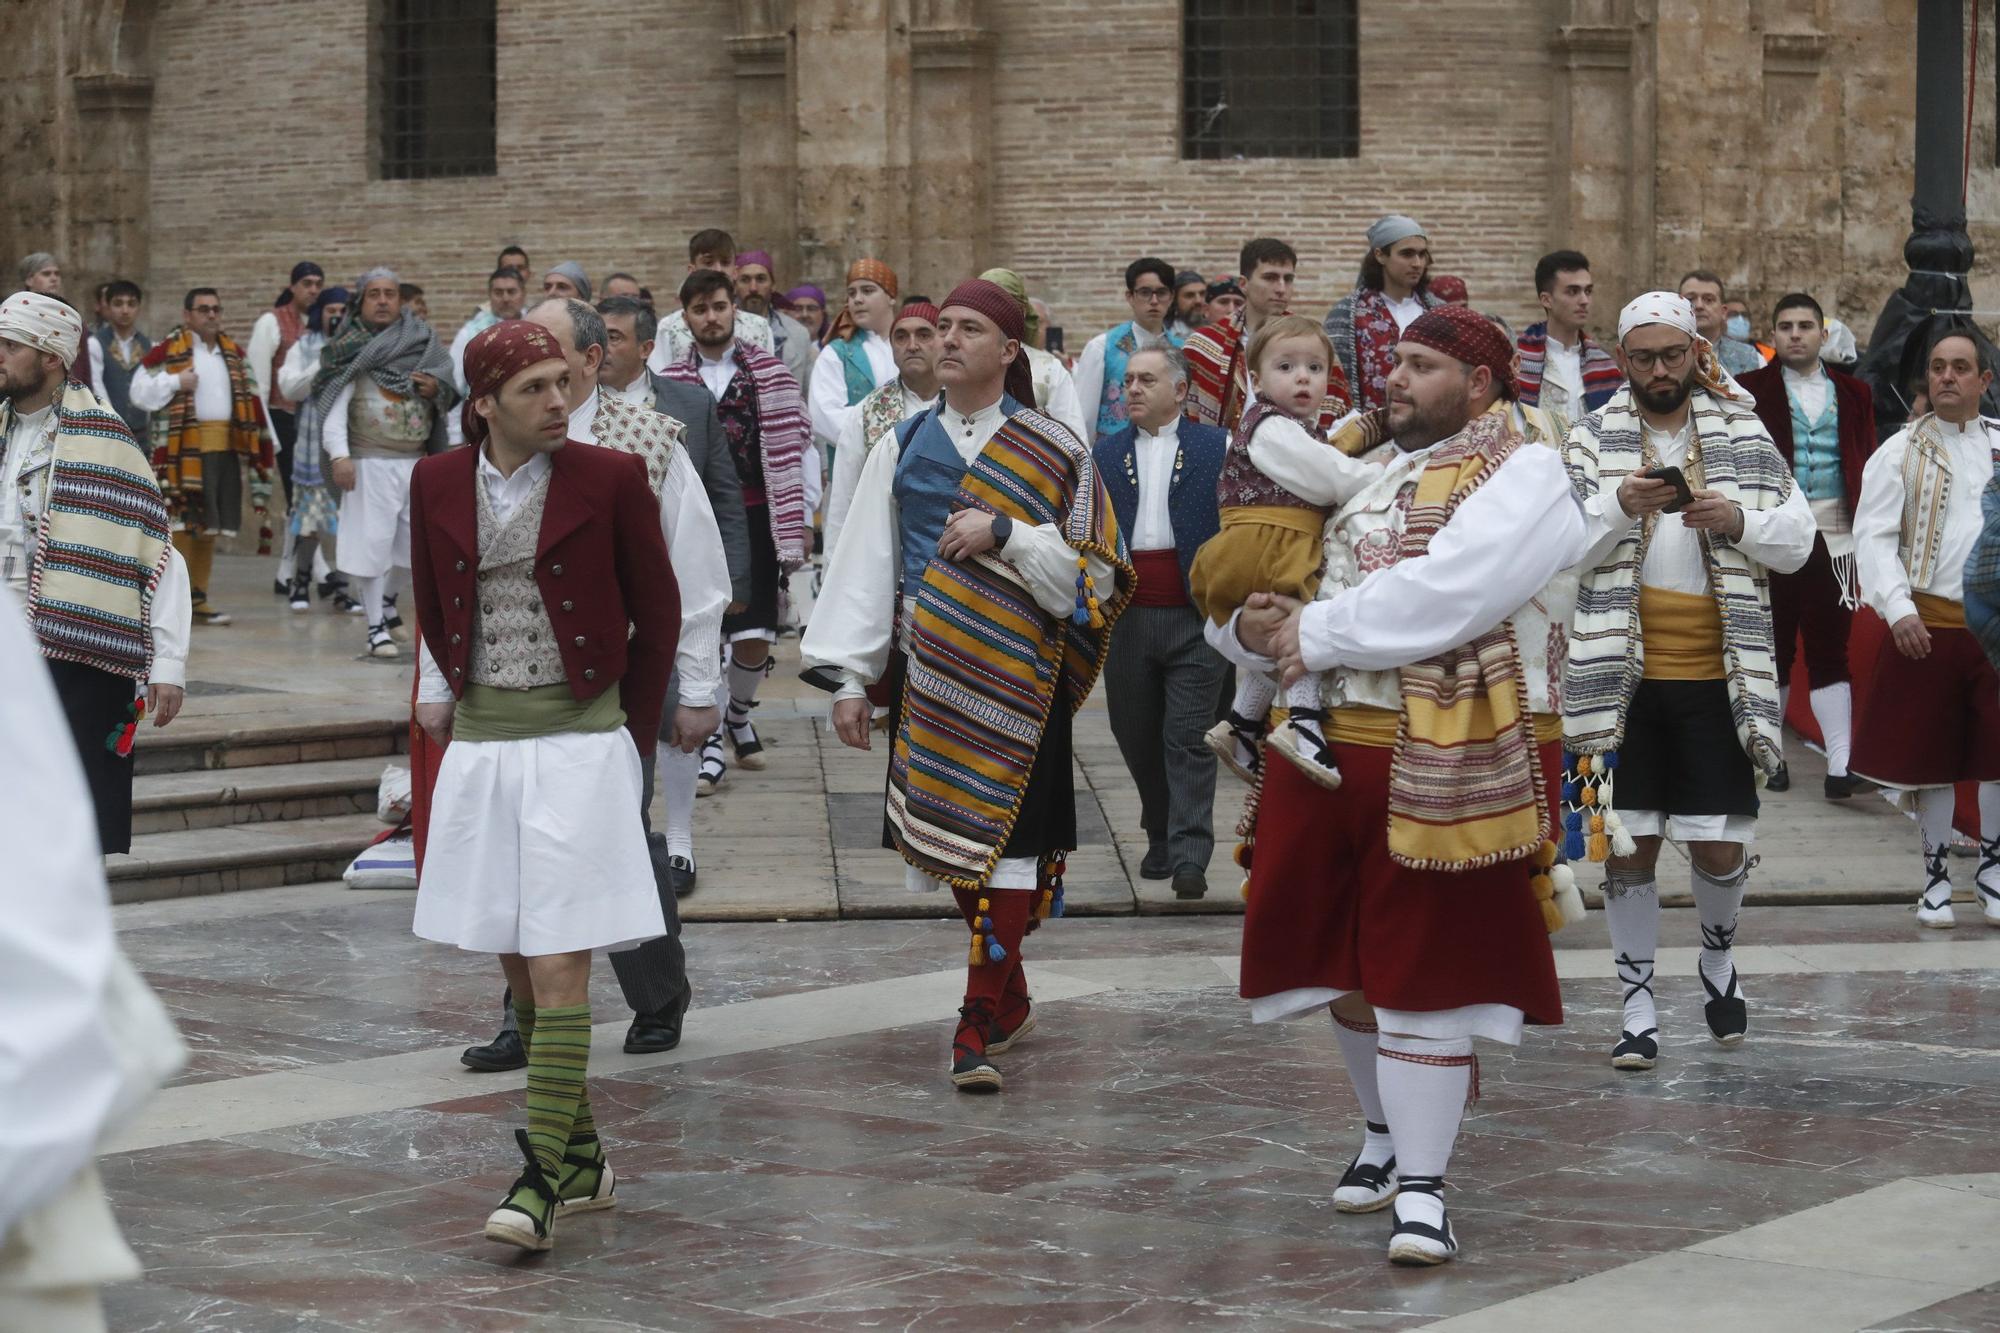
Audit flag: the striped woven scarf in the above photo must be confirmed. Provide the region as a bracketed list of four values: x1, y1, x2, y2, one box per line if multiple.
[142, 327, 267, 517]
[662, 341, 810, 565]
[1562, 386, 1794, 774]
[9, 379, 172, 679]
[1386, 410, 1547, 870]
[1515, 322, 1622, 413]
[888, 408, 1134, 888]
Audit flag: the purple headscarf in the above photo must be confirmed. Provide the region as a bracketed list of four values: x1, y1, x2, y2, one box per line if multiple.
[781, 284, 829, 342]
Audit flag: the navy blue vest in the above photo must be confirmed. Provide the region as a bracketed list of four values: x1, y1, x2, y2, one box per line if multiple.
[1091, 418, 1228, 593]
[94, 326, 151, 438]
[891, 395, 1025, 595]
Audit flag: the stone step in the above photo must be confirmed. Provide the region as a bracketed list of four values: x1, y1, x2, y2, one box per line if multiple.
[106, 812, 387, 905]
[133, 706, 409, 776]
[130, 756, 393, 835]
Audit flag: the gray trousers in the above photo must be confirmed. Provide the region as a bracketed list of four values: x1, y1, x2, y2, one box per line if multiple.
[1102, 603, 1229, 872]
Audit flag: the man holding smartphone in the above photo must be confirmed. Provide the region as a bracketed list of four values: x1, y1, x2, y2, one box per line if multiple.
[1561, 291, 1814, 1073]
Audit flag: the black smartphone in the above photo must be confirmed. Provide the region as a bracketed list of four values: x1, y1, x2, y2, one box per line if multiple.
[1045, 325, 1065, 356]
[1646, 465, 1695, 513]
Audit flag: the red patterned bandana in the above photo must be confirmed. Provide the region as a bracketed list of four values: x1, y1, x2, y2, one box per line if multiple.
[1402, 304, 1517, 400]
[460, 320, 567, 444]
[898, 300, 940, 328]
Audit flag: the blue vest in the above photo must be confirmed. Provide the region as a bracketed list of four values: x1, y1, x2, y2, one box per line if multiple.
[892, 398, 1025, 595]
[1788, 389, 1842, 501]
[1091, 419, 1228, 593]
[94, 326, 151, 438]
[833, 333, 878, 407]
[1095, 322, 1190, 441]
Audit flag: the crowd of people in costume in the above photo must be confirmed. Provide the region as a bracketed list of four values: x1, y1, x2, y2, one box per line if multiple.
[8, 211, 2000, 1279]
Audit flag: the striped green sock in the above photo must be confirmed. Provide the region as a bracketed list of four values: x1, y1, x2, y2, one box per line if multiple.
[518, 1002, 596, 1149]
[523, 1002, 591, 1178]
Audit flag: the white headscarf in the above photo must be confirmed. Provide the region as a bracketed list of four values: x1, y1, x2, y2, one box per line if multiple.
[0, 290, 83, 369]
[1616, 291, 1697, 343]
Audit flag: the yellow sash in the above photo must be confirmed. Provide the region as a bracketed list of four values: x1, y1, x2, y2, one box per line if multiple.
[1327, 705, 1561, 748]
[1914, 590, 1966, 629]
[1639, 586, 1726, 679]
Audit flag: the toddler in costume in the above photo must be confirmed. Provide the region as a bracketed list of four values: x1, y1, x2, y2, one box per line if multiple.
[1189, 314, 1386, 787]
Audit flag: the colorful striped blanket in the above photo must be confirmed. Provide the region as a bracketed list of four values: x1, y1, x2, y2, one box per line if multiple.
[8, 379, 172, 679]
[887, 408, 1135, 888]
[1515, 322, 1622, 413]
[1387, 409, 1547, 870]
[662, 341, 810, 565]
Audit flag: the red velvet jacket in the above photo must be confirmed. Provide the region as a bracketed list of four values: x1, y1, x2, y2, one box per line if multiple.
[1738, 362, 1875, 509]
[409, 440, 679, 757]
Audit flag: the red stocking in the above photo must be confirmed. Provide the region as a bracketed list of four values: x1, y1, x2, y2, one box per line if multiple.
[956, 888, 1034, 1053]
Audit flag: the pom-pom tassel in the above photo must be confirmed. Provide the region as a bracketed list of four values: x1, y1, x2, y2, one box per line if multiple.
[1550, 863, 1586, 927]
[1606, 809, 1637, 858]
[1562, 808, 1586, 861]
[105, 695, 146, 755]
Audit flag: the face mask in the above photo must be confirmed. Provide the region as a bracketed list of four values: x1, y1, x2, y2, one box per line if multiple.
[1725, 314, 1751, 342]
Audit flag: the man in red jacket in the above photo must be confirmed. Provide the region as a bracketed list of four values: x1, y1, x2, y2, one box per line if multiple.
[407, 321, 679, 1253]
[1738, 293, 1875, 798]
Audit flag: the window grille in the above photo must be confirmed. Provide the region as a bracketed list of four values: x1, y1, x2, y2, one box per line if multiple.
[373, 0, 497, 180]
[1182, 0, 1360, 160]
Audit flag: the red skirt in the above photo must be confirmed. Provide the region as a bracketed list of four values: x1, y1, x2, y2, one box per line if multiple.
[1849, 624, 2000, 787]
[1239, 740, 1564, 1026]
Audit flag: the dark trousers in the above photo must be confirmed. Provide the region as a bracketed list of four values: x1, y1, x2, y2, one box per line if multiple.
[1769, 531, 1853, 687]
[272, 408, 298, 508]
[49, 660, 139, 855]
[1102, 603, 1229, 872]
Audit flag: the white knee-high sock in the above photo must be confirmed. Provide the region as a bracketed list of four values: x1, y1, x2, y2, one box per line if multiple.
[1976, 783, 2000, 897]
[1376, 1032, 1473, 1235]
[658, 746, 699, 860]
[1602, 873, 1659, 1037]
[726, 654, 766, 728]
[1331, 1011, 1392, 1167]
[1810, 683, 1853, 776]
[1918, 786, 1958, 861]
[1230, 671, 1277, 725]
[1979, 782, 2000, 843]
[358, 574, 387, 626]
[1692, 854, 1749, 999]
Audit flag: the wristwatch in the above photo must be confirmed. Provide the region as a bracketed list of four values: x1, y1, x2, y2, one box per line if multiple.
[990, 515, 1014, 548]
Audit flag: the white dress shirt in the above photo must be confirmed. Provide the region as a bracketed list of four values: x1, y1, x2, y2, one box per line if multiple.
[808, 331, 898, 445]
[825, 382, 929, 560]
[648, 307, 775, 377]
[1542, 330, 1585, 405]
[1572, 416, 1817, 598]
[418, 450, 552, 704]
[607, 373, 653, 407]
[695, 346, 738, 403]
[802, 393, 1118, 702]
[128, 336, 231, 422]
[1384, 293, 1427, 333]
[1782, 361, 1831, 422]
[1, 405, 189, 687]
[1129, 416, 1182, 550]
[1853, 415, 1998, 624]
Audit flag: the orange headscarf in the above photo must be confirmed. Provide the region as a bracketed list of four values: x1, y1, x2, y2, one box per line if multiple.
[827, 258, 899, 343]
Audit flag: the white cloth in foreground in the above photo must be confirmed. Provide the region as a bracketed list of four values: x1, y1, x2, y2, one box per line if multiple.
[334, 457, 417, 579]
[415, 729, 666, 955]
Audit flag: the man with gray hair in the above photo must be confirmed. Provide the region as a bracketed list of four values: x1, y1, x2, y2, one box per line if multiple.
[318, 267, 458, 657]
[1091, 344, 1231, 899]
[16, 253, 61, 297]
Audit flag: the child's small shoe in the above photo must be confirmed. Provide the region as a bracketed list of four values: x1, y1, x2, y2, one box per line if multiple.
[1205, 710, 1264, 784]
[1268, 712, 1343, 791]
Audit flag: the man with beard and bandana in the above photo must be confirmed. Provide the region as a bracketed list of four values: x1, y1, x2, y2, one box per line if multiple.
[316, 267, 459, 658]
[1564, 292, 1813, 1073]
[659, 269, 811, 794]
[732, 249, 816, 390]
[0, 291, 190, 855]
[1220, 305, 1590, 1267]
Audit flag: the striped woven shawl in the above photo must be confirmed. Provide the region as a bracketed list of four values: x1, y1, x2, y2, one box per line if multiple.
[9, 379, 172, 679]
[662, 341, 810, 565]
[1386, 410, 1547, 870]
[1562, 386, 1793, 774]
[1516, 322, 1622, 413]
[888, 408, 1135, 888]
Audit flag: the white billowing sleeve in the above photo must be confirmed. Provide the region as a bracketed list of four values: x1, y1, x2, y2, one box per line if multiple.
[276, 342, 319, 402]
[88, 337, 107, 402]
[0, 593, 128, 1237]
[1299, 446, 1588, 673]
[1574, 479, 1640, 575]
[148, 545, 192, 688]
[321, 383, 356, 459]
[1040, 357, 1091, 445]
[448, 321, 478, 397]
[801, 437, 824, 518]
[1731, 477, 1815, 576]
[659, 446, 728, 706]
[417, 638, 453, 704]
[245, 311, 279, 407]
[126, 363, 180, 413]
[1246, 413, 1382, 508]
[809, 344, 856, 445]
[1069, 333, 1108, 439]
[824, 410, 875, 557]
[999, 518, 1116, 621]
[1853, 431, 1915, 625]
[801, 431, 903, 697]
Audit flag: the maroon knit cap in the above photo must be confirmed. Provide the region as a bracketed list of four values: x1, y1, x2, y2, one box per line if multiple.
[1402, 304, 1516, 400]
[459, 320, 568, 444]
[941, 278, 1036, 406]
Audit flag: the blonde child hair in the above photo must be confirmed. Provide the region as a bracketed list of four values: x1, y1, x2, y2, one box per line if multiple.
[1245, 314, 1335, 385]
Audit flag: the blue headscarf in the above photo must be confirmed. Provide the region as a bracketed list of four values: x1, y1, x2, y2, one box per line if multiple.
[274, 260, 326, 308]
[306, 285, 350, 335]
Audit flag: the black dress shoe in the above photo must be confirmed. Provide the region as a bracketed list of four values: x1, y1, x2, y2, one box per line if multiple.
[1139, 841, 1172, 880]
[1765, 763, 1791, 793]
[668, 854, 697, 898]
[1171, 866, 1208, 900]
[1824, 773, 1863, 800]
[461, 1027, 526, 1072]
[624, 1009, 684, 1054]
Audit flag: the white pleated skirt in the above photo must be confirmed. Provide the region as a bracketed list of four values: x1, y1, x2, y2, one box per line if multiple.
[413, 728, 666, 956]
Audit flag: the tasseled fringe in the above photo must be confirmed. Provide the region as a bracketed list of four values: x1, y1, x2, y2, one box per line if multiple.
[1071, 554, 1103, 628]
[1037, 856, 1066, 920]
[1233, 748, 1267, 901]
[1831, 549, 1861, 611]
[968, 895, 1006, 966]
[1561, 750, 1631, 862]
[105, 694, 146, 756]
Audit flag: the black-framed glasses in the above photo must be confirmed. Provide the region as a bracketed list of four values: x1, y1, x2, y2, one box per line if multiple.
[1129, 286, 1172, 302]
[191, 304, 222, 314]
[1625, 343, 1690, 372]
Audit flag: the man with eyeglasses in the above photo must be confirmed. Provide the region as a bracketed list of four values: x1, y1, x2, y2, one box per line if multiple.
[1069, 257, 1190, 444]
[1563, 291, 1813, 1075]
[132, 287, 276, 626]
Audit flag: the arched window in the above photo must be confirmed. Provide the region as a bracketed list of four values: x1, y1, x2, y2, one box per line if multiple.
[1182, 0, 1359, 160]
[372, 0, 498, 180]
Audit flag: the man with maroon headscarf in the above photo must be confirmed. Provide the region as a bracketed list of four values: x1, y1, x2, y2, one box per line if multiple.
[1215, 304, 1591, 1267]
[802, 278, 1134, 1095]
[407, 320, 678, 1254]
